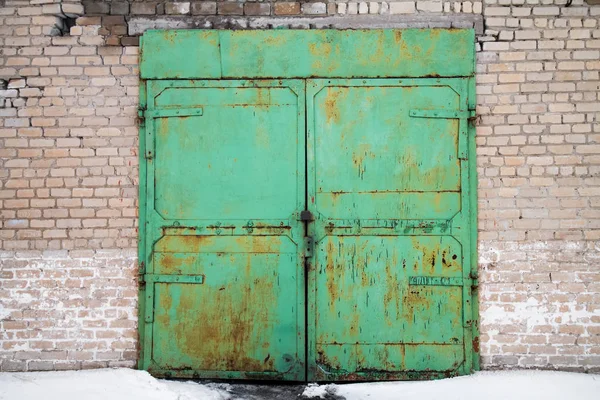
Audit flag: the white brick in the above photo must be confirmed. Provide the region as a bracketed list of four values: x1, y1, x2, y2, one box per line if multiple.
[416, 1, 442, 12]
[389, 1, 416, 14]
[165, 2, 190, 15]
[358, 2, 369, 14]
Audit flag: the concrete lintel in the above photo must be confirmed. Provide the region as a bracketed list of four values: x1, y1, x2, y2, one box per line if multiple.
[129, 14, 484, 36]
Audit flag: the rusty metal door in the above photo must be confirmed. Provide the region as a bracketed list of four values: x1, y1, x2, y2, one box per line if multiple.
[306, 79, 477, 380]
[139, 29, 478, 382]
[138, 80, 306, 380]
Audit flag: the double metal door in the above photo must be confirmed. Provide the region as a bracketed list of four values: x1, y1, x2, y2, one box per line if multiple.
[139, 77, 476, 381]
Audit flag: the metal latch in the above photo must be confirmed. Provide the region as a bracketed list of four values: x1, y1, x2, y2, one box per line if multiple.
[304, 236, 314, 258]
[300, 210, 314, 221]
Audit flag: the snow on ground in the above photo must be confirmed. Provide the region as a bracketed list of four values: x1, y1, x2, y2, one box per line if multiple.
[303, 370, 600, 400]
[0, 368, 599, 400]
[0, 368, 231, 400]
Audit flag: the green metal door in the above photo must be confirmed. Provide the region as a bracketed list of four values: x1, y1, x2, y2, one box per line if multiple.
[139, 80, 306, 379]
[139, 29, 477, 382]
[306, 79, 477, 380]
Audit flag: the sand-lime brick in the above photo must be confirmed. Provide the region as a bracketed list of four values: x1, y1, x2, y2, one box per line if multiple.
[1, 0, 599, 373]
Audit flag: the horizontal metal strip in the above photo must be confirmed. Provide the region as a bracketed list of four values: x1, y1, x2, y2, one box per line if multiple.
[161, 224, 292, 231]
[147, 213, 296, 228]
[317, 342, 463, 346]
[144, 367, 299, 379]
[143, 108, 204, 118]
[319, 190, 461, 194]
[321, 219, 452, 229]
[144, 274, 204, 284]
[409, 109, 474, 119]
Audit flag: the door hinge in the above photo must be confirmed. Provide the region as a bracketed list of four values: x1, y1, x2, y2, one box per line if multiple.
[138, 261, 146, 286]
[137, 108, 146, 128]
[409, 109, 475, 119]
[410, 108, 475, 160]
[468, 110, 480, 126]
[139, 107, 204, 119]
[143, 274, 205, 284]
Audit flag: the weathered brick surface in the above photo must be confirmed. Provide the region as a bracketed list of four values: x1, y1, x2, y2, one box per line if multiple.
[274, 2, 301, 15]
[217, 2, 243, 16]
[191, 2, 217, 16]
[475, 0, 600, 371]
[1, 0, 139, 371]
[1, 0, 600, 373]
[244, 2, 271, 16]
[0, 250, 138, 371]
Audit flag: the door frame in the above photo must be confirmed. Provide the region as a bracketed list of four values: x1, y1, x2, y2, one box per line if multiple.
[138, 29, 479, 381]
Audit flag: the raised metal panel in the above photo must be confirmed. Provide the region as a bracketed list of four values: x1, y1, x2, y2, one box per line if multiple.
[306, 78, 476, 381]
[140, 30, 221, 79]
[140, 29, 476, 79]
[139, 80, 306, 380]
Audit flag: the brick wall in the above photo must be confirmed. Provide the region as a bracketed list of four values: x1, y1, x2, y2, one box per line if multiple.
[1, 0, 599, 372]
[476, 0, 600, 371]
[0, 0, 140, 371]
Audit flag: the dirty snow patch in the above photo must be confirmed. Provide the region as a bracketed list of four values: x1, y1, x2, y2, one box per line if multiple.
[302, 383, 339, 398]
[162, 380, 231, 400]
